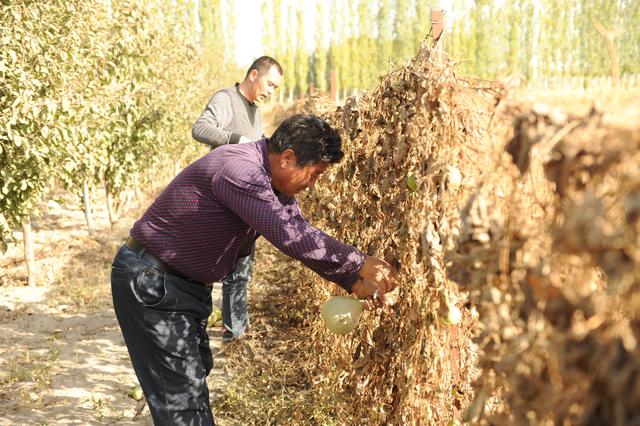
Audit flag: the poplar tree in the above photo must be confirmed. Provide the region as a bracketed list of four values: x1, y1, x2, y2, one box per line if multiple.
[394, 0, 414, 59]
[489, 1, 510, 77]
[261, 0, 274, 54]
[338, 1, 352, 97]
[294, 9, 309, 97]
[358, 0, 377, 89]
[328, 0, 341, 99]
[313, 1, 329, 92]
[282, 2, 296, 101]
[377, 0, 394, 73]
[224, 0, 236, 60]
[413, 0, 431, 52]
[198, 0, 225, 73]
[272, 0, 285, 101]
[620, 0, 640, 74]
[505, 2, 521, 75]
[520, 0, 536, 80]
[348, 0, 361, 91]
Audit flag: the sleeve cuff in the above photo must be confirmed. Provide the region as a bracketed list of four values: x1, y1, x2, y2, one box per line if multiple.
[229, 133, 241, 144]
[339, 274, 360, 293]
[334, 250, 366, 293]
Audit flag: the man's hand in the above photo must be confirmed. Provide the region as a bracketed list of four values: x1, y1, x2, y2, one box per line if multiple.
[352, 255, 399, 310]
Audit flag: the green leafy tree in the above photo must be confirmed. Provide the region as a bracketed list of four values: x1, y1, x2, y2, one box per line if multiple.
[505, 1, 521, 75]
[199, 0, 226, 73]
[413, 0, 431, 51]
[0, 0, 222, 277]
[282, 4, 296, 101]
[622, 0, 640, 74]
[394, 0, 414, 59]
[294, 9, 309, 97]
[358, 0, 377, 89]
[0, 0, 96, 253]
[312, 1, 329, 92]
[328, 0, 341, 98]
[348, 1, 361, 91]
[261, 0, 275, 54]
[337, 1, 353, 97]
[377, 0, 394, 72]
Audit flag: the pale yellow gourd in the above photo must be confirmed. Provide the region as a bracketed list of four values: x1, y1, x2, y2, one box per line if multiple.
[207, 306, 222, 328]
[321, 296, 364, 335]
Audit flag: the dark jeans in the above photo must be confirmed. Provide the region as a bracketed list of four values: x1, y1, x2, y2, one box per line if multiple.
[221, 245, 255, 339]
[111, 244, 216, 426]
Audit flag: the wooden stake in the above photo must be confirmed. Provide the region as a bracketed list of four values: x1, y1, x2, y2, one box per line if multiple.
[415, 9, 447, 65]
[592, 18, 620, 88]
[432, 9, 446, 64]
[22, 219, 36, 287]
[330, 69, 337, 104]
[83, 180, 96, 236]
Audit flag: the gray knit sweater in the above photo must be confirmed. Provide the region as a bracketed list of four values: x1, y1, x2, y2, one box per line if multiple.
[191, 83, 263, 149]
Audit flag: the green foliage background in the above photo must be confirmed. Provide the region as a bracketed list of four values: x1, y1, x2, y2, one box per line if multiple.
[262, 0, 640, 97]
[0, 0, 235, 251]
[2, 0, 638, 251]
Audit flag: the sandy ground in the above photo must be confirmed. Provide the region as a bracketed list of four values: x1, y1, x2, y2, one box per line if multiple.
[0, 193, 230, 425]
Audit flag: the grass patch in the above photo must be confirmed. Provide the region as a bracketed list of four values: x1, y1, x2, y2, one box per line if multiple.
[0, 342, 60, 408]
[46, 237, 120, 312]
[1, 345, 60, 387]
[211, 242, 356, 425]
[213, 345, 353, 426]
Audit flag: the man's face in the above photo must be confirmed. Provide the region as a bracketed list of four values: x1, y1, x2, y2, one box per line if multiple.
[285, 162, 329, 195]
[274, 151, 329, 196]
[250, 65, 282, 103]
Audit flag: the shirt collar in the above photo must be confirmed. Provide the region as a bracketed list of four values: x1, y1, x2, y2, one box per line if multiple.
[235, 82, 256, 107]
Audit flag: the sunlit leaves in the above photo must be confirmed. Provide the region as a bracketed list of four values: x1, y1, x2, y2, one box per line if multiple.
[0, 0, 212, 248]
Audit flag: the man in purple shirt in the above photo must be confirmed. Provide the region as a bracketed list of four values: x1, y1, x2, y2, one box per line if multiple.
[111, 114, 399, 425]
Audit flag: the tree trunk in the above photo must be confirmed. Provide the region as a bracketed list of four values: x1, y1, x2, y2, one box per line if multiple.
[104, 180, 118, 226]
[83, 180, 96, 236]
[134, 176, 143, 209]
[22, 219, 36, 287]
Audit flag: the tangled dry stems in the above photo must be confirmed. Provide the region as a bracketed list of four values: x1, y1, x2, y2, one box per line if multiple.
[218, 49, 640, 425]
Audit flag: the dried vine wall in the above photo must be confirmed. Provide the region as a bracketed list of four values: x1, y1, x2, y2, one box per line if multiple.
[271, 51, 639, 425]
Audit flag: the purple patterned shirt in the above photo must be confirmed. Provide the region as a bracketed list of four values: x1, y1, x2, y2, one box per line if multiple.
[130, 138, 365, 291]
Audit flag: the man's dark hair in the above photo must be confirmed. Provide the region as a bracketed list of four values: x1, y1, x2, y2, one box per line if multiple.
[245, 56, 283, 78]
[268, 114, 344, 166]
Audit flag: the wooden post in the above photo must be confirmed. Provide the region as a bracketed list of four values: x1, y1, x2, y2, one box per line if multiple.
[431, 9, 446, 64]
[417, 9, 447, 65]
[83, 180, 96, 236]
[22, 219, 36, 287]
[134, 173, 143, 208]
[330, 69, 337, 104]
[592, 18, 620, 89]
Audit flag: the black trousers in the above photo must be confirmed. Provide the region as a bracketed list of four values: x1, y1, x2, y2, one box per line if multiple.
[111, 244, 215, 425]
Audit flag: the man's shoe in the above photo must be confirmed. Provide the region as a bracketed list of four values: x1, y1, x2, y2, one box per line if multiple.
[221, 329, 234, 343]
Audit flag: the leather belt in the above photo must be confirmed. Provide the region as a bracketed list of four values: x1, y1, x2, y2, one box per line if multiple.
[125, 236, 206, 286]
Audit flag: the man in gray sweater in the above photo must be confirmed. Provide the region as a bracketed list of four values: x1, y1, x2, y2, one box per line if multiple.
[192, 56, 283, 342]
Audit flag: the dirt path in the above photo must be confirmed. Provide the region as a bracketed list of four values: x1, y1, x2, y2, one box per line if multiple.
[0, 193, 230, 425]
